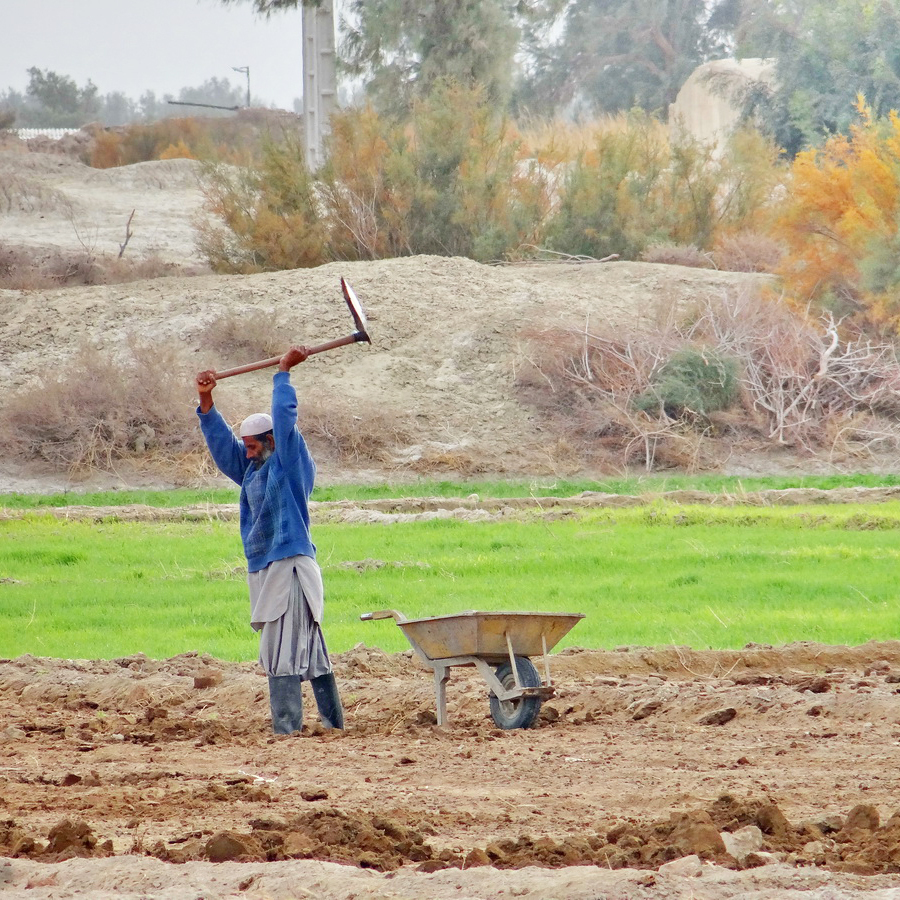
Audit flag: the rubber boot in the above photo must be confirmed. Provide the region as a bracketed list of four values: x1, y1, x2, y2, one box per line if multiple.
[310, 672, 344, 730]
[268, 674, 304, 734]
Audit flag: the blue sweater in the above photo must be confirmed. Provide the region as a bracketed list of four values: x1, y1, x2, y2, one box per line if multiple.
[198, 371, 316, 572]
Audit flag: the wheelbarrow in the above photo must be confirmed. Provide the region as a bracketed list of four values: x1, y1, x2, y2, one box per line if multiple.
[360, 609, 584, 729]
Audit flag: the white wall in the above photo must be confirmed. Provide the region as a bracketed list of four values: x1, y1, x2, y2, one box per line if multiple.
[669, 58, 776, 152]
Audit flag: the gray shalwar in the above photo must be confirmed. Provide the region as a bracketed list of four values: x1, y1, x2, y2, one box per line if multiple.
[248, 554, 332, 679]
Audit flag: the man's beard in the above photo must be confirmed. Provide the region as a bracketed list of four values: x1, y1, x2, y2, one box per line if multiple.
[253, 445, 273, 468]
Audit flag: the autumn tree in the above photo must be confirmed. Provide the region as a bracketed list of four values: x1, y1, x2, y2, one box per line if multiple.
[773, 100, 900, 333]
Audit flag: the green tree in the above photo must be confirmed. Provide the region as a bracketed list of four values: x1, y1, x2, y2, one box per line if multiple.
[99, 91, 137, 127]
[342, 0, 524, 114]
[218, 0, 314, 10]
[737, 0, 900, 155]
[219, 0, 557, 117]
[23, 67, 100, 126]
[519, 0, 736, 117]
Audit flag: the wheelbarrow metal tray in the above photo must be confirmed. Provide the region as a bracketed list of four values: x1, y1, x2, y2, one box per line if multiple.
[396, 610, 584, 661]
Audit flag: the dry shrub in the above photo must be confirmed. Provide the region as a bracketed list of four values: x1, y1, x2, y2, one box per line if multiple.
[406, 449, 493, 477]
[712, 231, 784, 273]
[159, 140, 197, 161]
[0, 339, 201, 474]
[199, 308, 285, 367]
[688, 288, 900, 451]
[516, 286, 900, 470]
[89, 131, 124, 169]
[299, 394, 414, 466]
[196, 151, 330, 273]
[640, 243, 714, 268]
[0, 246, 100, 289]
[517, 322, 714, 471]
[101, 113, 300, 168]
[0, 245, 207, 290]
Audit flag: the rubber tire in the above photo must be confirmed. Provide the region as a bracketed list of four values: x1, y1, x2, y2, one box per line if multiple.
[489, 656, 542, 730]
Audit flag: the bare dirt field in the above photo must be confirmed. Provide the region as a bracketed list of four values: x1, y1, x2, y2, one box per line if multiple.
[5, 641, 900, 899]
[4, 148, 900, 898]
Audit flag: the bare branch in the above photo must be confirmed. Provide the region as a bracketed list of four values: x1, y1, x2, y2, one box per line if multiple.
[118, 209, 135, 259]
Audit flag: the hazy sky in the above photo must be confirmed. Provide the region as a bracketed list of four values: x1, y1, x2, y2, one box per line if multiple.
[1, 0, 318, 110]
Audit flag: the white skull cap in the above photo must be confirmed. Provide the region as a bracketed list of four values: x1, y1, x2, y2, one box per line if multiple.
[239, 413, 273, 437]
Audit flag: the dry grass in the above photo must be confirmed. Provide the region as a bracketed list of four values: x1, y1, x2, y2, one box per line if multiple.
[0, 244, 207, 290]
[199, 308, 285, 368]
[0, 339, 201, 474]
[300, 394, 414, 467]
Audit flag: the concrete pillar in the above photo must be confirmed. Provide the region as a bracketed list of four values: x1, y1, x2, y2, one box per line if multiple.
[302, 0, 337, 171]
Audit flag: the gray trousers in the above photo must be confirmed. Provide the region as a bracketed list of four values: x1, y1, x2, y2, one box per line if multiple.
[249, 557, 332, 679]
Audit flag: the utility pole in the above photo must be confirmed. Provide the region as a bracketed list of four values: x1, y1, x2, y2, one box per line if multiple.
[232, 66, 251, 107]
[301, 0, 336, 171]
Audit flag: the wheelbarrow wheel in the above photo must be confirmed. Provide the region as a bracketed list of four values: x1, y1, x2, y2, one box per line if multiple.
[489, 656, 542, 730]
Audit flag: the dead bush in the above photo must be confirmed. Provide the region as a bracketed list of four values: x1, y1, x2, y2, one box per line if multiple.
[516, 286, 900, 470]
[199, 308, 285, 367]
[640, 243, 714, 268]
[0, 245, 207, 290]
[0, 339, 201, 474]
[299, 394, 414, 466]
[690, 290, 900, 450]
[387, 441, 499, 477]
[712, 231, 784, 273]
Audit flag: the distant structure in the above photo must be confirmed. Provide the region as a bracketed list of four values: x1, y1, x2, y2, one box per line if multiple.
[669, 58, 776, 153]
[302, 0, 337, 171]
[14, 128, 81, 140]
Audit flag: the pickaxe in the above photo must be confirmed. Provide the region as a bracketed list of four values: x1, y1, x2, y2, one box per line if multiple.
[213, 278, 371, 379]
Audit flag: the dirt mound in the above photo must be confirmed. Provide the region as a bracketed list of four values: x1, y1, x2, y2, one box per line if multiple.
[0, 146, 787, 489]
[81, 158, 203, 190]
[5, 794, 900, 875]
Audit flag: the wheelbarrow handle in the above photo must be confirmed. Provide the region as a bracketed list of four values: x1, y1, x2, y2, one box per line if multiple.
[360, 609, 406, 622]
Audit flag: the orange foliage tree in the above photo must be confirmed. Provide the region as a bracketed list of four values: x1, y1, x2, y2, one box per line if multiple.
[774, 99, 900, 334]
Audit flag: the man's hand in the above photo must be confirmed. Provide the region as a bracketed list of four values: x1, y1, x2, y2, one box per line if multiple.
[196, 370, 217, 413]
[279, 346, 310, 371]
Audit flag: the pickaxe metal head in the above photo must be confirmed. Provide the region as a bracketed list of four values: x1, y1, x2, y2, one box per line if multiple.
[342, 277, 371, 345]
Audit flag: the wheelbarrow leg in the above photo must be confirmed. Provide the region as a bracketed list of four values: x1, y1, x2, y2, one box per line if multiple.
[433, 663, 450, 726]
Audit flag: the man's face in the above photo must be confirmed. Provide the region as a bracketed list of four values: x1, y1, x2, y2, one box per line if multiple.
[243, 434, 274, 467]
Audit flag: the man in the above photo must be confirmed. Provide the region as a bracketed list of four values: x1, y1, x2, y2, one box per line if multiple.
[195, 346, 343, 734]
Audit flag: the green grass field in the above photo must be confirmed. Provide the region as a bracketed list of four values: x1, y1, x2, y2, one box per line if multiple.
[2, 491, 900, 661]
[3, 470, 900, 508]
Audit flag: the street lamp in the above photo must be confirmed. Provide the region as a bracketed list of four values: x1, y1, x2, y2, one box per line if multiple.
[232, 66, 250, 107]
